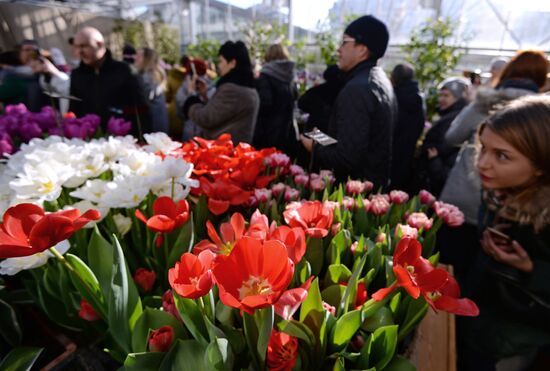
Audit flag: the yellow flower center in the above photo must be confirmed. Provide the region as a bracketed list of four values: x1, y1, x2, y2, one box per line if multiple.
[238, 275, 273, 300]
[40, 180, 55, 194]
[427, 291, 441, 301]
[190, 277, 200, 286]
[406, 265, 415, 274]
[220, 242, 235, 256]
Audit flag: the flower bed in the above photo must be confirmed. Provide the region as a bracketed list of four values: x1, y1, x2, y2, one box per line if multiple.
[0, 132, 477, 370]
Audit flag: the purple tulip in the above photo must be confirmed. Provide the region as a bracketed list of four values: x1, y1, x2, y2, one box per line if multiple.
[81, 114, 101, 136]
[107, 117, 131, 136]
[5, 104, 28, 116]
[19, 121, 43, 142]
[48, 127, 63, 136]
[63, 122, 88, 139]
[0, 133, 13, 156]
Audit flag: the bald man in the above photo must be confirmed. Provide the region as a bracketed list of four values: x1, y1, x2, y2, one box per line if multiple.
[69, 27, 150, 137]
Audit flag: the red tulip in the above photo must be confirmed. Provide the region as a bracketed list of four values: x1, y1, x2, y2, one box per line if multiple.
[78, 299, 100, 321]
[212, 237, 294, 315]
[168, 250, 216, 299]
[148, 325, 174, 352]
[133, 268, 157, 293]
[200, 178, 251, 215]
[193, 213, 245, 255]
[283, 201, 334, 238]
[423, 275, 479, 316]
[371, 238, 448, 301]
[270, 226, 306, 264]
[162, 290, 182, 321]
[267, 330, 299, 371]
[0, 203, 100, 259]
[135, 196, 189, 233]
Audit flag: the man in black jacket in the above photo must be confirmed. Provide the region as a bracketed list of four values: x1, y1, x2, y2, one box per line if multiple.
[300, 15, 397, 189]
[390, 63, 425, 193]
[69, 27, 149, 138]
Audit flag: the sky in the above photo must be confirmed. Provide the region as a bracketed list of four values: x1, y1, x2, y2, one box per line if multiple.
[221, 0, 337, 30]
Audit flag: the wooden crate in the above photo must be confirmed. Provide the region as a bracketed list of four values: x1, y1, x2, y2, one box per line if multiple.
[407, 265, 456, 371]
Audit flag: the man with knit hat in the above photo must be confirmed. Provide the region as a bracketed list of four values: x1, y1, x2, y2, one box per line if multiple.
[300, 15, 397, 189]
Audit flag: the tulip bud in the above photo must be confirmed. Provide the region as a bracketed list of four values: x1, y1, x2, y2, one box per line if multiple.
[309, 177, 326, 192]
[407, 212, 433, 230]
[345, 180, 365, 196]
[419, 189, 436, 206]
[162, 290, 182, 321]
[369, 195, 390, 215]
[78, 299, 100, 321]
[289, 164, 305, 176]
[271, 182, 286, 197]
[389, 190, 409, 204]
[133, 268, 157, 293]
[112, 213, 132, 236]
[322, 301, 336, 316]
[395, 224, 418, 239]
[148, 325, 174, 352]
[375, 232, 386, 244]
[293, 174, 309, 186]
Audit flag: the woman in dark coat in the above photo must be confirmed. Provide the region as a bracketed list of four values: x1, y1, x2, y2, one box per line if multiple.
[417, 77, 470, 197]
[252, 44, 298, 157]
[183, 41, 259, 145]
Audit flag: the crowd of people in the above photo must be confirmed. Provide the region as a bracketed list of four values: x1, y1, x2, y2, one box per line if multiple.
[1, 14, 550, 371]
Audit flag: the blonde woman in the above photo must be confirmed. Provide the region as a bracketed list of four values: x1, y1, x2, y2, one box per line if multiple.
[135, 47, 169, 134]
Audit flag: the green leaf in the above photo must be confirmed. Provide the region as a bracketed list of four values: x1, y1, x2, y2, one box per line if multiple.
[108, 236, 143, 353]
[0, 299, 22, 346]
[329, 230, 350, 264]
[321, 284, 346, 308]
[243, 306, 273, 371]
[131, 308, 186, 353]
[299, 278, 323, 325]
[397, 298, 429, 342]
[338, 252, 368, 316]
[0, 347, 43, 371]
[159, 339, 207, 371]
[361, 306, 394, 332]
[326, 264, 352, 285]
[173, 294, 209, 345]
[383, 355, 417, 371]
[205, 338, 234, 371]
[123, 352, 165, 371]
[65, 253, 107, 319]
[168, 216, 194, 268]
[277, 319, 316, 347]
[88, 226, 114, 298]
[304, 238, 324, 276]
[330, 309, 362, 352]
[369, 325, 398, 370]
[332, 356, 345, 371]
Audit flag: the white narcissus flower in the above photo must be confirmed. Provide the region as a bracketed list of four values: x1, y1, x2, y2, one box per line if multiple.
[64, 153, 109, 188]
[143, 132, 181, 155]
[9, 161, 73, 202]
[151, 181, 188, 201]
[112, 213, 132, 236]
[70, 179, 110, 204]
[101, 176, 150, 208]
[159, 156, 199, 196]
[0, 240, 70, 276]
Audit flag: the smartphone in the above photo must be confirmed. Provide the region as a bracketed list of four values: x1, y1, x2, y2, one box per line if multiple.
[487, 227, 512, 243]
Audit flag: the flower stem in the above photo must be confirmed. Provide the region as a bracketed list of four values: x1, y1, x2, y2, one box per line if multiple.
[171, 178, 175, 200]
[49, 246, 74, 273]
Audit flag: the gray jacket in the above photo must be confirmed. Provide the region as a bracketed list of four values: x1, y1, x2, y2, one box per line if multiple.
[188, 82, 259, 144]
[440, 87, 536, 225]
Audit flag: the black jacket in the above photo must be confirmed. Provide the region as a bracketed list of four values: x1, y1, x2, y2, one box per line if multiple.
[390, 80, 425, 192]
[418, 99, 466, 197]
[253, 60, 298, 157]
[314, 60, 397, 188]
[69, 50, 149, 137]
[297, 70, 345, 134]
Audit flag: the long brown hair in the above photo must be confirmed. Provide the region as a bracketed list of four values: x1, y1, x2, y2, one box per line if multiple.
[138, 47, 166, 86]
[496, 50, 549, 88]
[479, 95, 550, 230]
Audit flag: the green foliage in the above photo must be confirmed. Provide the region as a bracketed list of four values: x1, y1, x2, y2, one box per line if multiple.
[112, 20, 180, 64]
[239, 21, 289, 63]
[315, 31, 338, 66]
[402, 17, 467, 120]
[0, 347, 43, 371]
[186, 37, 222, 63]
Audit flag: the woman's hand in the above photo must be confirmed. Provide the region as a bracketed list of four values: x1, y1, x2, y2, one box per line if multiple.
[196, 77, 208, 99]
[427, 147, 438, 159]
[481, 229, 534, 272]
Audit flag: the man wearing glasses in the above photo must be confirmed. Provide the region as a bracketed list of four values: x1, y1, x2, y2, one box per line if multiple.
[300, 15, 396, 189]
